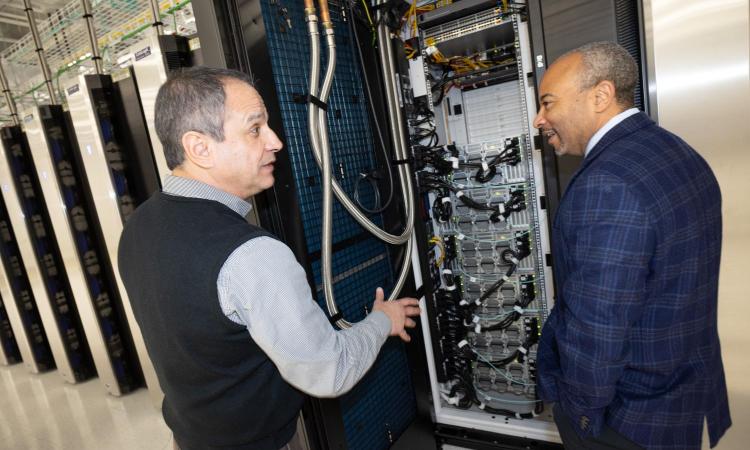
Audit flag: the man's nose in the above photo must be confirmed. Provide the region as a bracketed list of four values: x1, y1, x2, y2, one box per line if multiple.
[533, 110, 545, 129]
[266, 128, 283, 152]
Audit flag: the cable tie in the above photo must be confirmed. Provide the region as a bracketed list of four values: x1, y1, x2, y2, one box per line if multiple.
[474, 299, 483, 306]
[459, 300, 469, 306]
[481, 161, 489, 172]
[306, 94, 328, 111]
[498, 203, 506, 214]
[455, 183, 465, 189]
[455, 190, 465, 198]
[478, 402, 486, 410]
[468, 276, 477, 283]
[456, 233, 466, 240]
[441, 197, 451, 204]
[446, 284, 456, 291]
[442, 269, 453, 275]
[518, 346, 527, 355]
[449, 157, 459, 169]
[510, 257, 519, 264]
[514, 305, 524, 314]
[457, 339, 468, 348]
[502, 275, 510, 282]
[515, 412, 522, 420]
[472, 315, 480, 324]
[474, 324, 482, 334]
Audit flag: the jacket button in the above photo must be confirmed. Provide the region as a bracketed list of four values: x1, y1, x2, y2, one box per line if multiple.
[579, 415, 590, 431]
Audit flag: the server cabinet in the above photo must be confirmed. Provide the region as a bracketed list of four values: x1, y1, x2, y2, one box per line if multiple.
[22, 104, 143, 396]
[64, 73, 161, 402]
[125, 29, 192, 182]
[0, 195, 47, 372]
[526, 0, 648, 222]
[0, 284, 19, 366]
[407, 4, 560, 446]
[0, 125, 94, 383]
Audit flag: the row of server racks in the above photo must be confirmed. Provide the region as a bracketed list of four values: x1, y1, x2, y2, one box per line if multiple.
[0, 28, 196, 404]
[0, 0, 648, 449]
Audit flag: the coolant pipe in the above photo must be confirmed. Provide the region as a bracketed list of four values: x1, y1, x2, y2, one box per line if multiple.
[308, 0, 416, 328]
[23, 0, 57, 104]
[80, 0, 102, 74]
[0, 58, 19, 126]
[149, 0, 163, 35]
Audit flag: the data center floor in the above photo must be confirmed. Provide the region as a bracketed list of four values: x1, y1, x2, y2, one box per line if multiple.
[0, 362, 171, 450]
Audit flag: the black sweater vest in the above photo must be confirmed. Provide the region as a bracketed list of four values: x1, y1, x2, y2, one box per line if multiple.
[118, 192, 304, 450]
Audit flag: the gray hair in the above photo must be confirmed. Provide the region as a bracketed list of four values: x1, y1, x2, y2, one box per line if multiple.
[563, 41, 638, 107]
[154, 66, 256, 170]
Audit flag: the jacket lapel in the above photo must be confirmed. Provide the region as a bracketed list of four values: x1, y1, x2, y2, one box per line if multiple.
[556, 112, 655, 207]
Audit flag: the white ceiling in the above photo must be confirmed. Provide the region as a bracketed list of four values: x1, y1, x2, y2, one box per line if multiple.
[0, 0, 71, 52]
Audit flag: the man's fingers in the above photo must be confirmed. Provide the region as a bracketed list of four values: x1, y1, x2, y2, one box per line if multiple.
[405, 318, 416, 328]
[404, 306, 421, 317]
[399, 330, 411, 342]
[397, 297, 420, 306]
[374, 287, 384, 304]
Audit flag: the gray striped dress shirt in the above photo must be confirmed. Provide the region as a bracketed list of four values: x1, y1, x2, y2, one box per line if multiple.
[163, 175, 391, 397]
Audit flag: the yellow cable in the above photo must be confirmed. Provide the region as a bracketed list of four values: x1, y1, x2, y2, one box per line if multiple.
[360, 0, 373, 26]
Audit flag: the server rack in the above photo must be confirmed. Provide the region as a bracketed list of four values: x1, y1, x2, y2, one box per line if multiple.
[0, 197, 41, 371]
[0, 282, 19, 366]
[0, 164, 56, 375]
[64, 72, 161, 402]
[125, 28, 192, 182]
[0, 125, 94, 383]
[21, 104, 143, 396]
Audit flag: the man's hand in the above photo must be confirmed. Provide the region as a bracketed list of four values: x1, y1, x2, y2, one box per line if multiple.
[371, 287, 421, 342]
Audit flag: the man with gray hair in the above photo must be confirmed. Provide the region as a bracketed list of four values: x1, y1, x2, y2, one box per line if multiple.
[117, 66, 421, 450]
[534, 42, 731, 449]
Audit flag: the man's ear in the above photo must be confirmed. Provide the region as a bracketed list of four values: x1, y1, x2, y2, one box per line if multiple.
[181, 131, 213, 169]
[592, 80, 616, 112]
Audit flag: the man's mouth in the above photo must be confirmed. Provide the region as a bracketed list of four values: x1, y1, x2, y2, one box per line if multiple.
[542, 129, 559, 146]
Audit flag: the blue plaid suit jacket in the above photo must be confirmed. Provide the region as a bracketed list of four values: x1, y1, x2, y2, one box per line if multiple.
[537, 112, 731, 449]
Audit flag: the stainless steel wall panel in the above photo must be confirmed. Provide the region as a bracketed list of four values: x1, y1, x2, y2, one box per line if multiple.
[647, 1, 750, 447]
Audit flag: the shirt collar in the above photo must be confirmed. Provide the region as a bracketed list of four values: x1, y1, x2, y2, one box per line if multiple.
[162, 175, 253, 218]
[584, 108, 640, 157]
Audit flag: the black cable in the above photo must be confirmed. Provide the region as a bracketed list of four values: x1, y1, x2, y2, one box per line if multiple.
[353, 173, 383, 214]
[347, 0, 395, 214]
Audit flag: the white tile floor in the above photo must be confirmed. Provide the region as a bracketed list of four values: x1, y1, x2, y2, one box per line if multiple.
[0, 362, 172, 450]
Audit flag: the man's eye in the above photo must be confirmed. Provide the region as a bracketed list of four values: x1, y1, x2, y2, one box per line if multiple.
[249, 127, 260, 135]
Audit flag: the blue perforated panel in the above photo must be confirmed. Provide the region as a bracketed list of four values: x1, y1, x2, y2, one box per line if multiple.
[258, 2, 416, 448]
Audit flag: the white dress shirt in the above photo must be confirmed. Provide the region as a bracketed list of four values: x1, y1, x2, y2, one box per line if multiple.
[585, 108, 640, 157]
